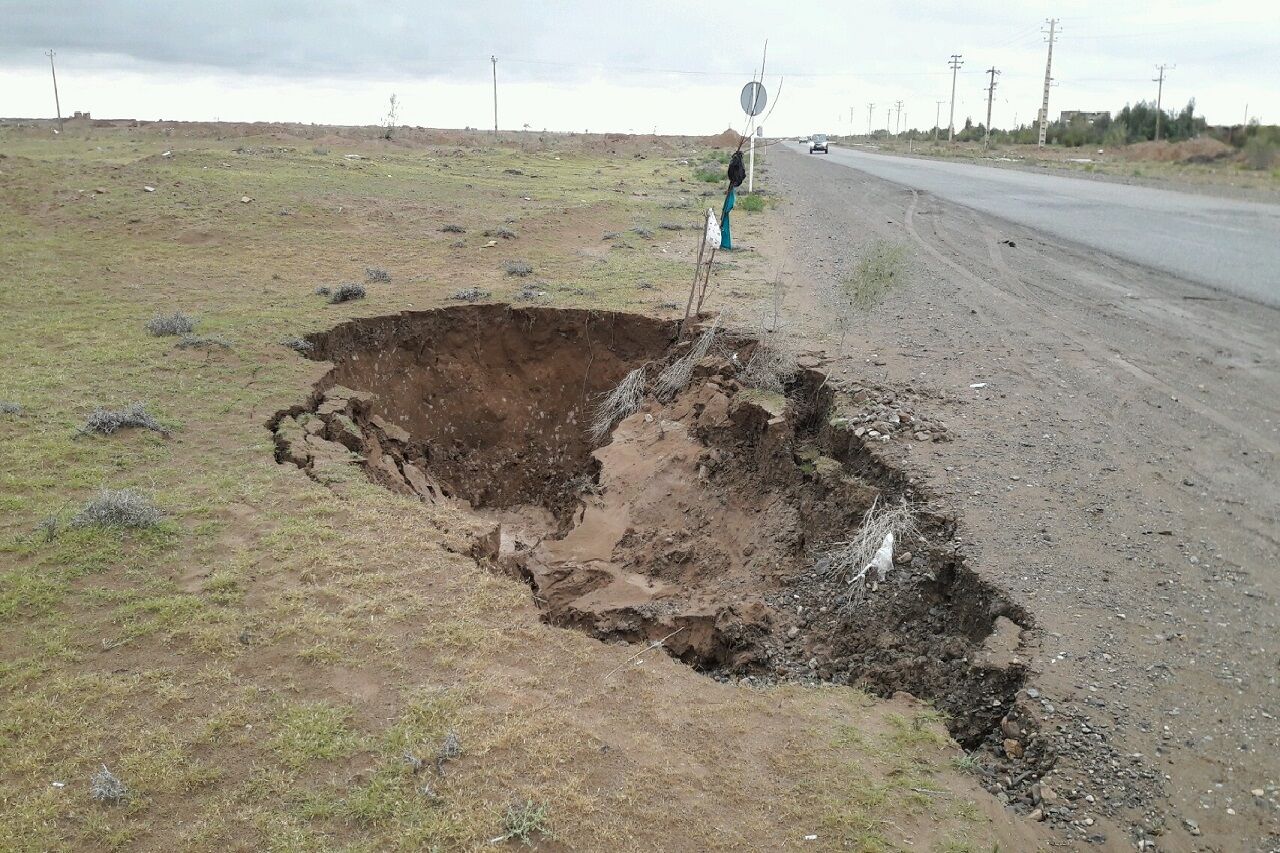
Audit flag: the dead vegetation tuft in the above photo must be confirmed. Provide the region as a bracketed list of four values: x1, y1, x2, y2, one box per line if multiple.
[281, 336, 314, 353]
[145, 312, 196, 337]
[450, 287, 491, 302]
[654, 317, 720, 401]
[1, 401, 21, 415]
[739, 336, 797, 393]
[486, 227, 517, 240]
[175, 333, 232, 350]
[328, 283, 367, 304]
[365, 267, 391, 283]
[440, 223, 466, 233]
[90, 765, 128, 804]
[589, 367, 646, 443]
[490, 798, 552, 847]
[79, 402, 167, 436]
[70, 489, 164, 529]
[504, 261, 534, 277]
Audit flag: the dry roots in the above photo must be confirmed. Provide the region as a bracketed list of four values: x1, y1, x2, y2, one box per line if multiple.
[654, 316, 720, 401]
[589, 366, 646, 443]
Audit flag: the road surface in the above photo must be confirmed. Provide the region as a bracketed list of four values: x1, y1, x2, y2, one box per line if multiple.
[788, 142, 1280, 306]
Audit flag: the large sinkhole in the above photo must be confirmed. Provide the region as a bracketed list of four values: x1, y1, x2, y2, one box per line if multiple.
[271, 304, 1032, 749]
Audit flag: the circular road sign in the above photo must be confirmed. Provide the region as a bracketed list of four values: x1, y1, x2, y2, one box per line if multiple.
[740, 81, 767, 117]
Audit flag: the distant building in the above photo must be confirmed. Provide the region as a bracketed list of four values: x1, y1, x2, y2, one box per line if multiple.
[71, 111, 91, 120]
[1059, 110, 1109, 125]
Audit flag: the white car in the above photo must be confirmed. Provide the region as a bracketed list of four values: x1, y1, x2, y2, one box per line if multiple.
[809, 134, 829, 154]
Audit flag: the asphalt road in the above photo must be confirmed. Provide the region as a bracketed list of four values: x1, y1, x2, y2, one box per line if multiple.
[788, 143, 1280, 306]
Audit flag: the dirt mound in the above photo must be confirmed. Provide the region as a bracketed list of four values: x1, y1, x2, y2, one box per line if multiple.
[1121, 137, 1233, 163]
[704, 128, 744, 148]
[272, 305, 1034, 751]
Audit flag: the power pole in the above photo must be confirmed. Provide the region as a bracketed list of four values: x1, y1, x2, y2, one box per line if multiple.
[894, 100, 904, 134]
[1037, 19, 1058, 147]
[984, 67, 1000, 147]
[1152, 64, 1173, 141]
[866, 102, 875, 137]
[490, 55, 498, 136]
[885, 107, 890, 135]
[46, 49, 63, 132]
[947, 54, 963, 142]
[934, 100, 944, 142]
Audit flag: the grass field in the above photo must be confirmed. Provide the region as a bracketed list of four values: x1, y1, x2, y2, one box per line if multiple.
[0, 124, 1028, 851]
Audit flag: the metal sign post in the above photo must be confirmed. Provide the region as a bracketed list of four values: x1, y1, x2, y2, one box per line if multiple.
[740, 82, 767, 193]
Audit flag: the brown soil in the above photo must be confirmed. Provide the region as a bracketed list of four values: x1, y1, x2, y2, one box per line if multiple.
[272, 304, 1034, 753]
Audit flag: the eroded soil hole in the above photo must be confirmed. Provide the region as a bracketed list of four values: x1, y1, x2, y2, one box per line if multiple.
[271, 304, 1033, 750]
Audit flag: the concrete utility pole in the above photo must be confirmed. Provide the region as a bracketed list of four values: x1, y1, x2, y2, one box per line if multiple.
[947, 54, 963, 141]
[984, 66, 1000, 147]
[1037, 19, 1058, 147]
[894, 100, 904, 134]
[866, 102, 875, 137]
[885, 107, 891, 134]
[491, 55, 498, 136]
[1153, 64, 1173, 141]
[934, 100, 944, 142]
[46, 49, 63, 132]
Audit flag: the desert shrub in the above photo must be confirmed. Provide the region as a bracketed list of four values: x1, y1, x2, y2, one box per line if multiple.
[486, 227, 517, 239]
[820, 497, 920, 597]
[436, 730, 462, 773]
[175, 333, 232, 350]
[70, 489, 164, 529]
[1243, 136, 1278, 171]
[440, 224, 465, 233]
[450, 287, 491, 302]
[0, 401, 21, 414]
[504, 261, 534, 277]
[659, 222, 685, 231]
[281, 336, 314, 353]
[314, 285, 331, 296]
[90, 765, 128, 804]
[145, 312, 196, 337]
[843, 241, 908, 309]
[328, 283, 366, 303]
[491, 799, 552, 847]
[450, 239, 466, 248]
[311, 146, 330, 156]
[632, 227, 654, 239]
[739, 193, 765, 213]
[79, 402, 166, 436]
[693, 165, 722, 183]
[364, 267, 391, 283]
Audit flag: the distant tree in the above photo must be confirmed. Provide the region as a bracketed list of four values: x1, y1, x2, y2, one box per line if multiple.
[382, 94, 399, 140]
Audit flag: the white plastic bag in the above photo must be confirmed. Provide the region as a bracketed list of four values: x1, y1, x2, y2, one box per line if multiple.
[704, 208, 719, 249]
[864, 532, 894, 582]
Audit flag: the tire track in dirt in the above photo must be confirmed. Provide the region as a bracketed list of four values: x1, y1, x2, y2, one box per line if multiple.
[903, 189, 1280, 456]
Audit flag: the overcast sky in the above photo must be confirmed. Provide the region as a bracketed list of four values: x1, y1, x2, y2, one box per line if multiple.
[2, 1, 1276, 134]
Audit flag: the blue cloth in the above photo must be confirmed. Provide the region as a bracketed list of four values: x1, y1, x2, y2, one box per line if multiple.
[720, 187, 736, 249]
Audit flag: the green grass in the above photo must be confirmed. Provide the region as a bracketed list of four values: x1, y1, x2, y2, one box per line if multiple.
[739, 193, 766, 212]
[841, 239, 910, 309]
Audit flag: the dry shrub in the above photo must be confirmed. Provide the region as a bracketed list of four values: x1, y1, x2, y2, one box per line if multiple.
[70, 489, 164, 529]
[654, 317, 720, 401]
[79, 403, 167, 436]
[589, 367, 646, 443]
[820, 497, 919, 602]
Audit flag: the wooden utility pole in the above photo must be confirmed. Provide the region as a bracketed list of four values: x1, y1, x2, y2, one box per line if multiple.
[893, 100, 904, 135]
[490, 55, 498, 136]
[984, 67, 1000, 147]
[947, 54, 963, 141]
[934, 100, 944, 142]
[46, 49, 63, 132]
[866, 102, 875, 137]
[1037, 19, 1058, 147]
[1153, 64, 1172, 141]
